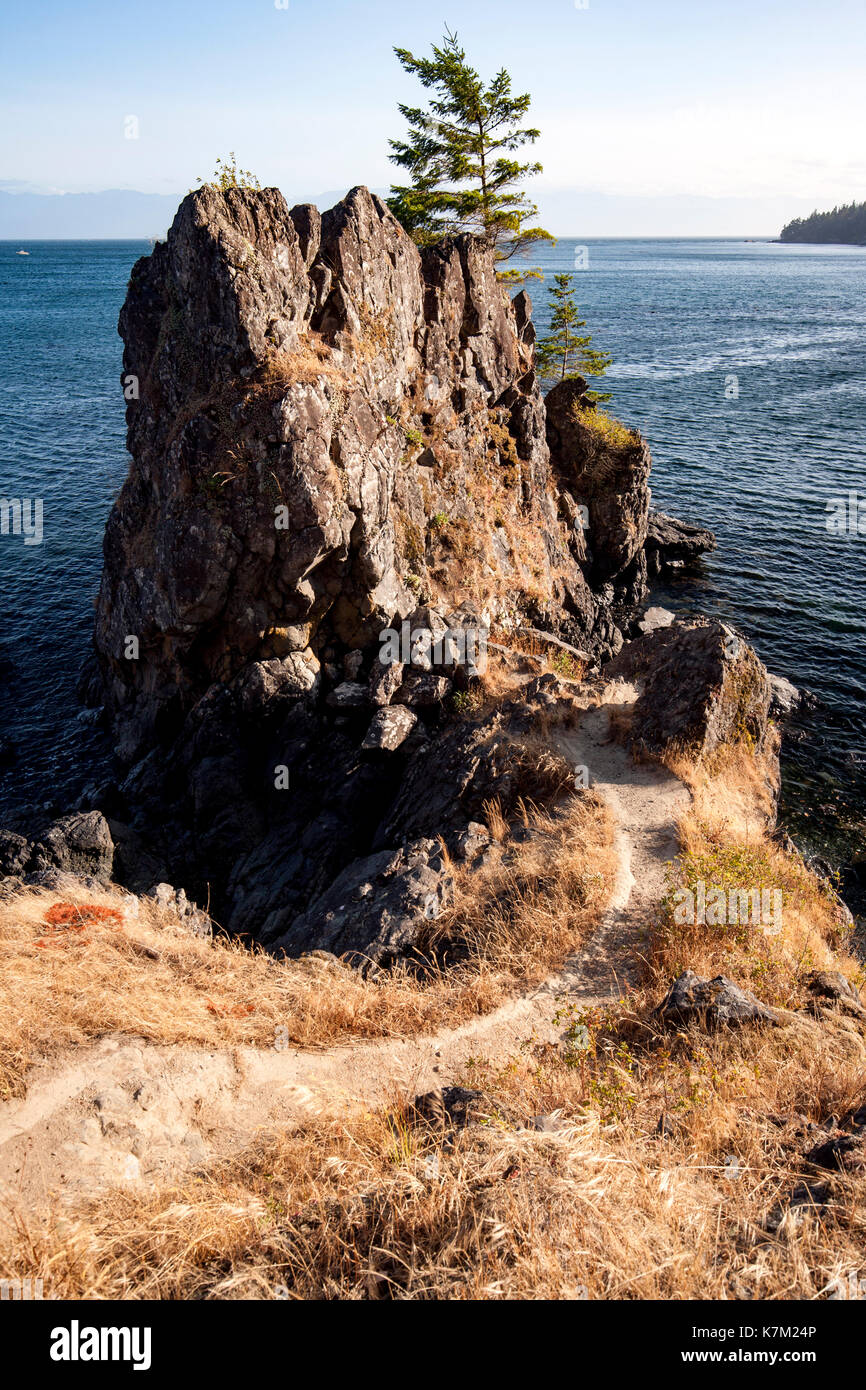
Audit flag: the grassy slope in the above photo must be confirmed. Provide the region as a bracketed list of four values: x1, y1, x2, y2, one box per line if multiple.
[1, 700, 863, 1299]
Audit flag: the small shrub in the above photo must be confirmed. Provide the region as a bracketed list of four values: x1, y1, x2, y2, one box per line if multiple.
[573, 405, 637, 450]
[551, 650, 582, 680]
[450, 689, 482, 718]
[199, 153, 261, 192]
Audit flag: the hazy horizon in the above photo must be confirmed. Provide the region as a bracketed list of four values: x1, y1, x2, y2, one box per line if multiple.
[0, 185, 856, 242]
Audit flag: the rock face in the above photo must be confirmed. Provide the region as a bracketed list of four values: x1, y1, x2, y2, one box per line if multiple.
[806, 970, 865, 1017]
[545, 376, 651, 609]
[95, 184, 594, 763]
[145, 882, 212, 938]
[266, 838, 453, 969]
[361, 705, 418, 751]
[767, 673, 801, 719]
[0, 811, 114, 884]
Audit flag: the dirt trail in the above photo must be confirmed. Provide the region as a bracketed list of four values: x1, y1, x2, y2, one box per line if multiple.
[0, 687, 689, 1208]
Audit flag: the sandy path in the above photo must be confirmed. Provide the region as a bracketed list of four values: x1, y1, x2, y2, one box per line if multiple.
[0, 689, 689, 1207]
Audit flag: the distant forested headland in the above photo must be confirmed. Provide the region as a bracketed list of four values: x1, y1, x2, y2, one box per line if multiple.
[779, 201, 866, 245]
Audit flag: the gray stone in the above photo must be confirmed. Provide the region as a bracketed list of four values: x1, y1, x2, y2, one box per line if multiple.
[343, 650, 364, 680]
[39, 811, 115, 882]
[768, 673, 801, 718]
[644, 510, 716, 574]
[145, 882, 212, 937]
[235, 654, 319, 714]
[0, 830, 30, 877]
[394, 673, 451, 707]
[653, 970, 778, 1030]
[454, 821, 490, 861]
[531, 1112, 568, 1133]
[611, 618, 772, 758]
[269, 838, 454, 968]
[361, 706, 418, 751]
[25, 868, 97, 893]
[637, 606, 675, 635]
[325, 680, 369, 710]
[806, 970, 865, 1016]
[368, 656, 404, 707]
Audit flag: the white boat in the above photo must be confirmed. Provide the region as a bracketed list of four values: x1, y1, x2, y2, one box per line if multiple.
[16, 249, 30, 255]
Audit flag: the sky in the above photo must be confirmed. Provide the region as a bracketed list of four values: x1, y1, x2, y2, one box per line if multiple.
[2, 0, 864, 235]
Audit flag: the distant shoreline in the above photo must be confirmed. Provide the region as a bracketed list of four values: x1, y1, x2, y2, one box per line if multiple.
[774, 239, 866, 248]
[779, 201, 866, 247]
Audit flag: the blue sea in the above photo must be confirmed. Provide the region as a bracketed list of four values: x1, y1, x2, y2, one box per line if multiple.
[1, 235, 864, 874]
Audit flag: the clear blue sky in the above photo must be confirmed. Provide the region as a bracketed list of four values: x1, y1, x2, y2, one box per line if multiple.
[2, 0, 864, 232]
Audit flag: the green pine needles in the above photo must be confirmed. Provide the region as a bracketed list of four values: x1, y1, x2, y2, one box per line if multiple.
[387, 28, 554, 283]
[536, 273, 613, 402]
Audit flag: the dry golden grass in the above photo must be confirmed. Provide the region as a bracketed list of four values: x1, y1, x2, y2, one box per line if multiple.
[2, 1000, 862, 1300]
[0, 789, 614, 1103]
[259, 336, 344, 387]
[572, 404, 639, 452]
[647, 739, 863, 1009]
[430, 792, 615, 977]
[2, 725, 862, 1302]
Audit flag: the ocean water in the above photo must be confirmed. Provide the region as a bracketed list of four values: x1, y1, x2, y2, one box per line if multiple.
[1, 235, 864, 873]
[0, 241, 144, 819]
[531, 238, 866, 868]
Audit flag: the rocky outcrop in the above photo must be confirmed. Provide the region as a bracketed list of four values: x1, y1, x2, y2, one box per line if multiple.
[76, 184, 720, 966]
[145, 882, 212, 938]
[805, 970, 865, 1018]
[266, 839, 453, 969]
[654, 970, 778, 1029]
[644, 510, 715, 575]
[767, 673, 801, 718]
[361, 706, 417, 750]
[545, 376, 651, 609]
[94, 184, 596, 764]
[609, 617, 773, 758]
[0, 811, 114, 885]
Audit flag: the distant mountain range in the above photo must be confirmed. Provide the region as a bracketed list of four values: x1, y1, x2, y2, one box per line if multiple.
[779, 201, 866, 246]
[0, 185, 844, 240]
[0, 190, 181, 240]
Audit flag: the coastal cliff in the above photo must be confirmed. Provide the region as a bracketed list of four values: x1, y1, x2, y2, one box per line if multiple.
[72, 183, 709, 953]
[96, 184, 591, 761]
[1, 186, 863, 1308]
[95, 184, 707, 762]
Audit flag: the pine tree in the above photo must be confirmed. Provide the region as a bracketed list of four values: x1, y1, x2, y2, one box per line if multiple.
[387, 28, 554, 282]
[536, 274, 613, 402]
